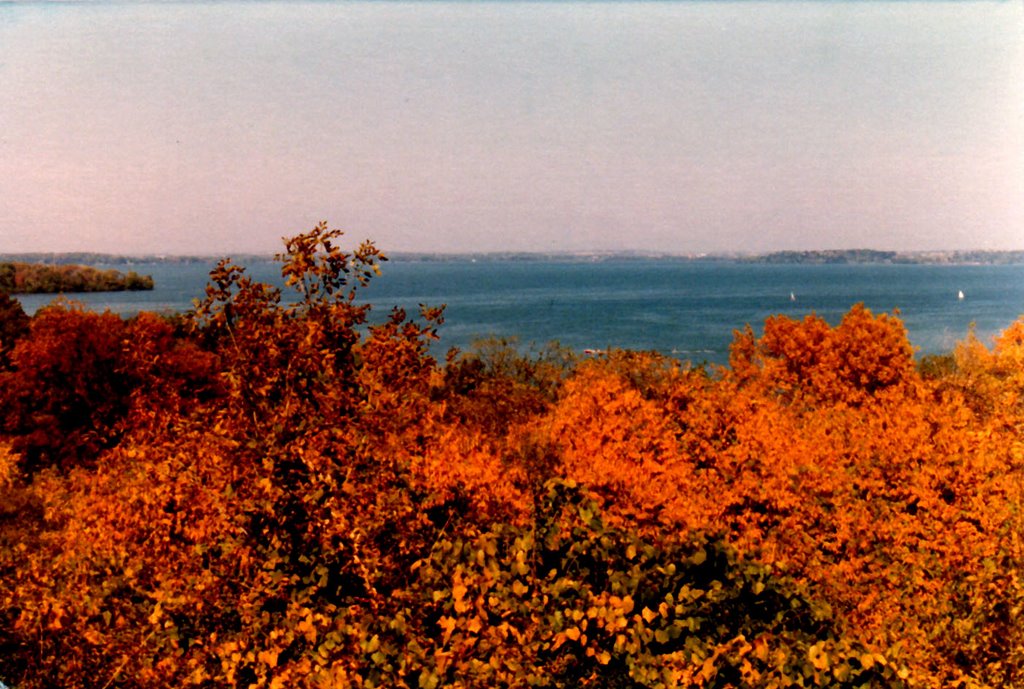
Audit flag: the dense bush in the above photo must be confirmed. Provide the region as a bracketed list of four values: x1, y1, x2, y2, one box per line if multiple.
[0, 293, 29, 366]
[0, 223, 1021, 688]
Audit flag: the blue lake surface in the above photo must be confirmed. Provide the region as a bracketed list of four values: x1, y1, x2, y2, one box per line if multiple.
[13, 259, 1024, 366]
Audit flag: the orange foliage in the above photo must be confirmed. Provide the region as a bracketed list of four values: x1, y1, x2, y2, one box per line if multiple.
[548, 353, 708, 530]
[1, 229, 1022, 688]
[731, 304, 915, 404]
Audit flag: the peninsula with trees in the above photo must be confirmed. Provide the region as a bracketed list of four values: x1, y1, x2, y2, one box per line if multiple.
[0, 261, 154, 294]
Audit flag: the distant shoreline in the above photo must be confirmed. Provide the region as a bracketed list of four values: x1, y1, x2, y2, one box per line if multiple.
[2, 248, 1023, 266]
[738, 249, 1024, 266]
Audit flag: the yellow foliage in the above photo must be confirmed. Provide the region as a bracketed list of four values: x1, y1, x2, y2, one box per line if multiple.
[0, 442, 17, 490]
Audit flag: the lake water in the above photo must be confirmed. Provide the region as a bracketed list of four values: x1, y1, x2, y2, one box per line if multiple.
[12, 259, 1024, 366]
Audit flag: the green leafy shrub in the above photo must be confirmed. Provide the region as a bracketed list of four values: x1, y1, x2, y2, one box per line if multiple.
[353, 480, 909, 688]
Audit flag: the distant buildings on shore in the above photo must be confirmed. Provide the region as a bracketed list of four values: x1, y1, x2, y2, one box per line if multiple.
[2, 248, 1023, 267]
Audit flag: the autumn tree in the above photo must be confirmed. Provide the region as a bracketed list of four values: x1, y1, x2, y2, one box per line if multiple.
[0, 291, 29, 367]
[0, 223, 458, 688]
[730, 304, 915, 405]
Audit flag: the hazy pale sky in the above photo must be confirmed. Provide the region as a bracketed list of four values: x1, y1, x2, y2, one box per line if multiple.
[1, 0, 1022, 255]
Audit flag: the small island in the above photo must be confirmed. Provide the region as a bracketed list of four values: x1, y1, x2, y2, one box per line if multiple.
[0, 261, 154, 294]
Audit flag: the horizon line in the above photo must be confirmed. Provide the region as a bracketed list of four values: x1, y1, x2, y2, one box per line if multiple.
[4, 247, 1024, 261]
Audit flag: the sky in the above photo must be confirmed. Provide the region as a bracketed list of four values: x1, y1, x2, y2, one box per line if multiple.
[0, 0, 1022, 255]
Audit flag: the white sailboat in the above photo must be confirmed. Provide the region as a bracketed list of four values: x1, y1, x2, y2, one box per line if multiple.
[958, 290, 965, 300]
